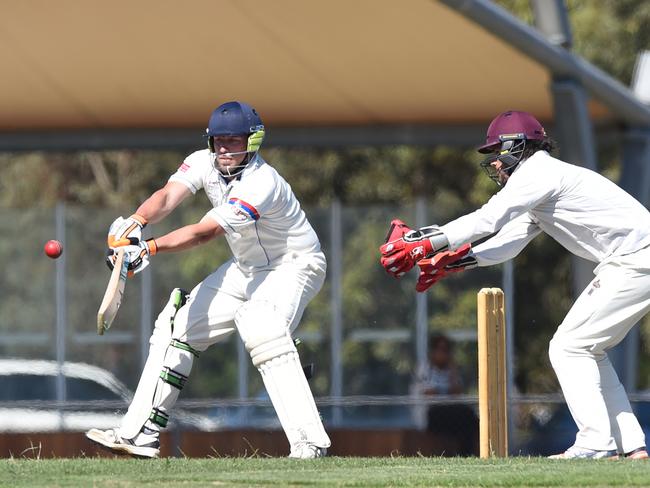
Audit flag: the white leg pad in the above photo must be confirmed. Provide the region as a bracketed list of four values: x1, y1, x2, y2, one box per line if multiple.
[235, 301, 330, 449]
[120, 289, 192, 439]
[142, 339, 197, 434]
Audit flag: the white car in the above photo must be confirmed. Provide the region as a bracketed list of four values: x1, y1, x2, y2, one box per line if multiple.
[0, 359, 220, 432]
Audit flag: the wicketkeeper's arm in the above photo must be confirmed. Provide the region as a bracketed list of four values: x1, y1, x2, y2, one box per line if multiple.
[471, 213, 541, 266]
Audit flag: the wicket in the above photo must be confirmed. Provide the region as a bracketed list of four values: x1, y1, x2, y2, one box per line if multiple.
[477, 287, 508, 458]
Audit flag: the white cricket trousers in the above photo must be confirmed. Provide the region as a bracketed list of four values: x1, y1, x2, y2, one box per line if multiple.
[119, 251, 326, 439]
[174, 251, 326, 349]
[549, 245, 650, 453]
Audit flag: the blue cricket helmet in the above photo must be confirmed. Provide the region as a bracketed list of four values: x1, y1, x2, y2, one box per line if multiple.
[206, 101, 265, 154]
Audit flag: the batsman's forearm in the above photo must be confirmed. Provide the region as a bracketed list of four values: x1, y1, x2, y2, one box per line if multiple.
[135, 189, 178, 224]
[153, 223, 225, 253]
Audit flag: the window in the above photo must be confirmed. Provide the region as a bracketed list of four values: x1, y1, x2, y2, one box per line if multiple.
[0, 375, 56, 401]
[66, 378, 124, 401]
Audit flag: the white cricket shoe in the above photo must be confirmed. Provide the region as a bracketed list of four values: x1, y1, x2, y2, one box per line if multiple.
[288, 443, 327, 459]
[86, 428, 160, 459]
[549, 445, 618, 459]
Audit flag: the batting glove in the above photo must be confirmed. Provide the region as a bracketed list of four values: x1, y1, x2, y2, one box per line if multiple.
[415, 243, 476, 292]
[107, 214, 148, 248]
[106, 238, 157, 276]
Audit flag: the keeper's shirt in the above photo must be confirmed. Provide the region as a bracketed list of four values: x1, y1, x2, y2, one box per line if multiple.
[441, 151, 650, 266]
[169, 150, 321, 273]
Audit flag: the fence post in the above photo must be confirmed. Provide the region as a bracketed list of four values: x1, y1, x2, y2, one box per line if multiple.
[414, 197, 428, 377]
[502, 260, 515, 453]
[139, 268, 152, 369]
[55, 203, 67, 428]
[330, 199, 343, 426]
[237, 336, 249, 425]
[414, 198, 428, 428]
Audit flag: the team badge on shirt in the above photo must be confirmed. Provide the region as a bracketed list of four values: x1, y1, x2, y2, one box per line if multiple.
[228, 198, 260, 221]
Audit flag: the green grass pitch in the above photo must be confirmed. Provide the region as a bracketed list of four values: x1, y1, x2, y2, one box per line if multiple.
[1, 457, 649, 487]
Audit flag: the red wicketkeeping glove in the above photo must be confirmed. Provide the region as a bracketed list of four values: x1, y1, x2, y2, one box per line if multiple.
[415, 243, 474, 292]
[379, 219, 434, 277]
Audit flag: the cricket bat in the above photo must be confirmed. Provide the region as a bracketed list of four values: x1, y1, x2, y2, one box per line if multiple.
[97, 248, 129, 335]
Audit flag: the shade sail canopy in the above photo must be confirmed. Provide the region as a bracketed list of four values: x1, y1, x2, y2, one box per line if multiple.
[0, 0, 620, 134]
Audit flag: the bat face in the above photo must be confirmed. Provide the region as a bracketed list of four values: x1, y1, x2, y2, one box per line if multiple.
[97, 248, 129, 335]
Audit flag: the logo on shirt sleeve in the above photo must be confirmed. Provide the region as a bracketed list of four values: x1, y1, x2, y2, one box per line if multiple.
[179, 163, 190, 172]
[228, 198, 260, 221]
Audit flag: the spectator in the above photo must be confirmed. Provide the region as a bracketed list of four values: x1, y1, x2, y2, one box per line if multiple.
[412, 333, 478, 455]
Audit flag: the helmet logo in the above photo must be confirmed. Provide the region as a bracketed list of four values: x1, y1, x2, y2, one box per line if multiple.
[498, 133, 525, 141]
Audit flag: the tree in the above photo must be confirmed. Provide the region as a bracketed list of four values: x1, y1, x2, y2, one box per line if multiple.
[2, 0, 649, 397]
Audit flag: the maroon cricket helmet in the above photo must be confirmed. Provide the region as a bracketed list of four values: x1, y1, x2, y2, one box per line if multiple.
[477, 110, 546, 154]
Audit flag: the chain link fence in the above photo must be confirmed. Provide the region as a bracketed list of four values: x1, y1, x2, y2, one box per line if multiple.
[0, 202, 648, 455]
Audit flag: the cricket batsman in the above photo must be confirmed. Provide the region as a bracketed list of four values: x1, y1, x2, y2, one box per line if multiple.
[380, 110, 649, 460]
[86, 101, 330, 459]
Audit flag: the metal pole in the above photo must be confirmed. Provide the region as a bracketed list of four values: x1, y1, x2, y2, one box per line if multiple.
[530, 0, 572, 48]
[502, 260, 515, 454]
[550, 79, 599, 301]
[237, 339, 248, 400]
[613, 128, 650, 392]
[237, 336, 249, 425]
[413, 198, 429, 430]
[55, 203, 67, 428]
[414, 197, 428, 376]
[139, 268, 152, 370]
[330, 199, 343, 426]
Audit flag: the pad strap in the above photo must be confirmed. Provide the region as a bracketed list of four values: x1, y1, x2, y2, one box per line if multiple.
[159, 367, 188, 390]
[171, 339, 200, 358]
[149, 408, 169, 428]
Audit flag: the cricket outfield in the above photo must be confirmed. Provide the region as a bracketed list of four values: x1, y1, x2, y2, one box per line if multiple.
[1, 456, 648, 487]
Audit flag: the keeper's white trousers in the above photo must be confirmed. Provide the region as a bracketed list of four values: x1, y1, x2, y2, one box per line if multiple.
[549, 245, 650, 453]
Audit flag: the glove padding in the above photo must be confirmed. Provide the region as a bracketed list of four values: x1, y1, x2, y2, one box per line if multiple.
[380, 219, 442, 277]
[107, 214, 148, 248]
[415, 243, 475, 292]
[106, 238, 157, 276]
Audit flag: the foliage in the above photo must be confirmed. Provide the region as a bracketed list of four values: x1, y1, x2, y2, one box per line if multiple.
[1, 0, 649, 401]
[496, 0, 650, 85]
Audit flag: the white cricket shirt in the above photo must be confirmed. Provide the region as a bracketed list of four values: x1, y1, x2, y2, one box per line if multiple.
[169, 150, 321, 272]
[441, 151, 650, 266]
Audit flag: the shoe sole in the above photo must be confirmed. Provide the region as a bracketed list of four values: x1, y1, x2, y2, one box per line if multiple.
[549, 452, 619, 460]
[626, 451, 648, 460]
[85, 429, 159, 459]
[288, 447, 327, 459]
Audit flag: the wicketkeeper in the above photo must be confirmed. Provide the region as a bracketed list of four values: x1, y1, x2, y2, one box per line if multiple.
[380, 110, 649, 460]
[87, 101, 330, 459]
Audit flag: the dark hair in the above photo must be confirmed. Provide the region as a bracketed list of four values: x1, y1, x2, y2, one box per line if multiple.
[522, 136, 557, 160]
[429, 333, 452, 351]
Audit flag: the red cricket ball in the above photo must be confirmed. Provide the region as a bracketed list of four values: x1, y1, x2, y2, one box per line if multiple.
[44, 239, 63, 259]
